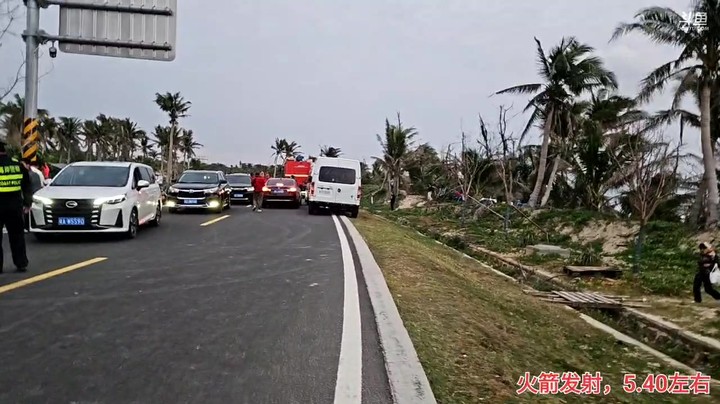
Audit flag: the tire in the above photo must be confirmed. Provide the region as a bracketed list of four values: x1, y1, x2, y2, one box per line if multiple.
[149, 203, 162, 227]
[308, 202, 316, 215]
[349, 206, 359, 218]
[125, 208, 139, 239]
[293, 200, 301, 209]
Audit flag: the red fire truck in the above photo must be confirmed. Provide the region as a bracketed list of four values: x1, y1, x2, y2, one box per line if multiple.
[284, 158, 312, 200]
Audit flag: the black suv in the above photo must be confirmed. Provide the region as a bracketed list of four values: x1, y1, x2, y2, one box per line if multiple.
[165, 170, 231, 213]
[226, 173, 254, 205]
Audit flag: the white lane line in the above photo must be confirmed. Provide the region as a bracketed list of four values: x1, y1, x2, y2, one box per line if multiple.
[331, 215, 362, 404]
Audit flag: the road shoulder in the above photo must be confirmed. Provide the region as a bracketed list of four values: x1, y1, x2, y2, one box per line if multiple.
[340, 215, 437, 404]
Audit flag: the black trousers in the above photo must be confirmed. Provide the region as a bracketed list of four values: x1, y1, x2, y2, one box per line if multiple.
[693, 268, 720, 302]
[0, 205, 28, 270]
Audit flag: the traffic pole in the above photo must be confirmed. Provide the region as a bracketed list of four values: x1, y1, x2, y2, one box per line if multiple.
[22, 0, 40, 163]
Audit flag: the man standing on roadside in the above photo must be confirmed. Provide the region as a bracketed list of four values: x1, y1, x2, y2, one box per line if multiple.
[22, 158, 44, 194]
[251, 171, 267, 212]
[0, 142, 32, 273]
[21, 158, 45, 231]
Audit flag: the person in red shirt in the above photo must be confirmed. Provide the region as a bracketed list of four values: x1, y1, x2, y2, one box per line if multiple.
[251, 171, 267, 212]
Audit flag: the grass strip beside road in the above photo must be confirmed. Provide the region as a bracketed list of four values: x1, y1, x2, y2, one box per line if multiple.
[353, 214, 711, 403]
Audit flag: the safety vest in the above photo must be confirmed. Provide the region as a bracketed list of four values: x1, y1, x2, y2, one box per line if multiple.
[0, 158, 23, 193]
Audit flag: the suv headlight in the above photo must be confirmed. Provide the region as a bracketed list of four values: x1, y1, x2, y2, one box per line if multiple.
[168, 186, 179, 194]
[33, 195, 53, 205]
[204, 187, 219, 194]
[245, 186, 254, 191]
[94, 195, 126, 206]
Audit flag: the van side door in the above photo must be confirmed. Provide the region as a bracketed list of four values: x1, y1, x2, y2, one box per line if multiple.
[142, 166, 161, 210]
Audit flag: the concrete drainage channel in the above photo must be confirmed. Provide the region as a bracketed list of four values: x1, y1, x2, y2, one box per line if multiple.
[369, 212, 720, 384]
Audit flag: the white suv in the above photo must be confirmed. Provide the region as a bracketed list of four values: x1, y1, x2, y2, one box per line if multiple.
[29, 161, 163, 240]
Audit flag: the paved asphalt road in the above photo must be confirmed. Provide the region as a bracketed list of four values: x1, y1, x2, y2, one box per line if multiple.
[0, 204, 393, 404]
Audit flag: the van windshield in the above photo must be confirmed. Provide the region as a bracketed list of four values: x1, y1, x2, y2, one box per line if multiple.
[50, 165, 130, 187]
[318, 167, 356, 185]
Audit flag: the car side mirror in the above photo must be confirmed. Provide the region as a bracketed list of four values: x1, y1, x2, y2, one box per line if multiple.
[137, 179, 150, 189]
[220, 179, 227, 184]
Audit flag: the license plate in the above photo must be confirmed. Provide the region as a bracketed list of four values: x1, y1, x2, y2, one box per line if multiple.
[273, 189, 283, 193]
[234, 193, 243, 197]
[185, 199, 198, 204]
[58, 217, 85, 226]
[319, 188, 331, 194]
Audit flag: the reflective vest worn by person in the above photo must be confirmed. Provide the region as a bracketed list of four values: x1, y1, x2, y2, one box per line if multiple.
[0, 157, 25, 194]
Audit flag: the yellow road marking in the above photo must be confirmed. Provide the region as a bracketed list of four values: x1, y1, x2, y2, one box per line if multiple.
[200, 214, 230, 227]
[0, 257, 108, 295]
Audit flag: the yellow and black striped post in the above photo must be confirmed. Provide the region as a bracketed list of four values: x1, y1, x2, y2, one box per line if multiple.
[22, 117, 39, 163]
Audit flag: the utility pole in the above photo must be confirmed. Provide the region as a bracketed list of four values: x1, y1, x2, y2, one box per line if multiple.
[167, 122, 176, 182]
[22, 0, 41, 163]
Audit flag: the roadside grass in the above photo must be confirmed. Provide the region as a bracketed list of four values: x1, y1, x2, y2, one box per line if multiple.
[368, 204, 700, 299]
[368, 203, 720, 342]
[353, 213, 713, 403]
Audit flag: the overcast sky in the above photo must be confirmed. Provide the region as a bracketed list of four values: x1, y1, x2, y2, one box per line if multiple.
[0, 0, 698, 168]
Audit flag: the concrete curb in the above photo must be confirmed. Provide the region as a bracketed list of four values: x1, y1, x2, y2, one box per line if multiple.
[339, 216, 437, 404]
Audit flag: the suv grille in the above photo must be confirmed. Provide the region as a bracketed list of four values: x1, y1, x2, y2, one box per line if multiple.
[45, 199, 98, 230]
[177, 190, 207, 198]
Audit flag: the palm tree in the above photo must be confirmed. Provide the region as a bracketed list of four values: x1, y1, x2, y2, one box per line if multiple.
[568, 91, 648, 210]
[612, 0, 720, 228]
[179, 129, 203, 168]
[80, 114, 115, 160]
[155, 92, 191, 182]
[117, 118, 145, 161]
[0, 94, 49, 151]
[496, 37, 618, 209]
[39, 115, 58, 155]
[56, 117, 82, 163]
[270, 138, 288, 177]
[152, 125, 174, 174]
[139, 132, 153, 161]
[374, 114, 418, 209]
[282, 140, 301, 162]
[320, 146, 342, 157]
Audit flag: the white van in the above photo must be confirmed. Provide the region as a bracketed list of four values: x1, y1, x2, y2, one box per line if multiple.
[29, 161, 163, 240]
[307, 157, 361, 218]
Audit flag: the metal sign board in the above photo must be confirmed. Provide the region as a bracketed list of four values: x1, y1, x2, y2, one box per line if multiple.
[58, 0, 176, 61]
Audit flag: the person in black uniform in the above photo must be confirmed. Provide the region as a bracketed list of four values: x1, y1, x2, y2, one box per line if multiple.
[695, 242, 720, 303]
[0, 142, 32, 273]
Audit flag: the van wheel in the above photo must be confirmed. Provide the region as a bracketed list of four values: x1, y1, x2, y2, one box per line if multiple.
[349, 206, 359, 218]
[149, 203, 162, 227]
[308, 202, 316, 215]
[126, 208, 139, 239]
